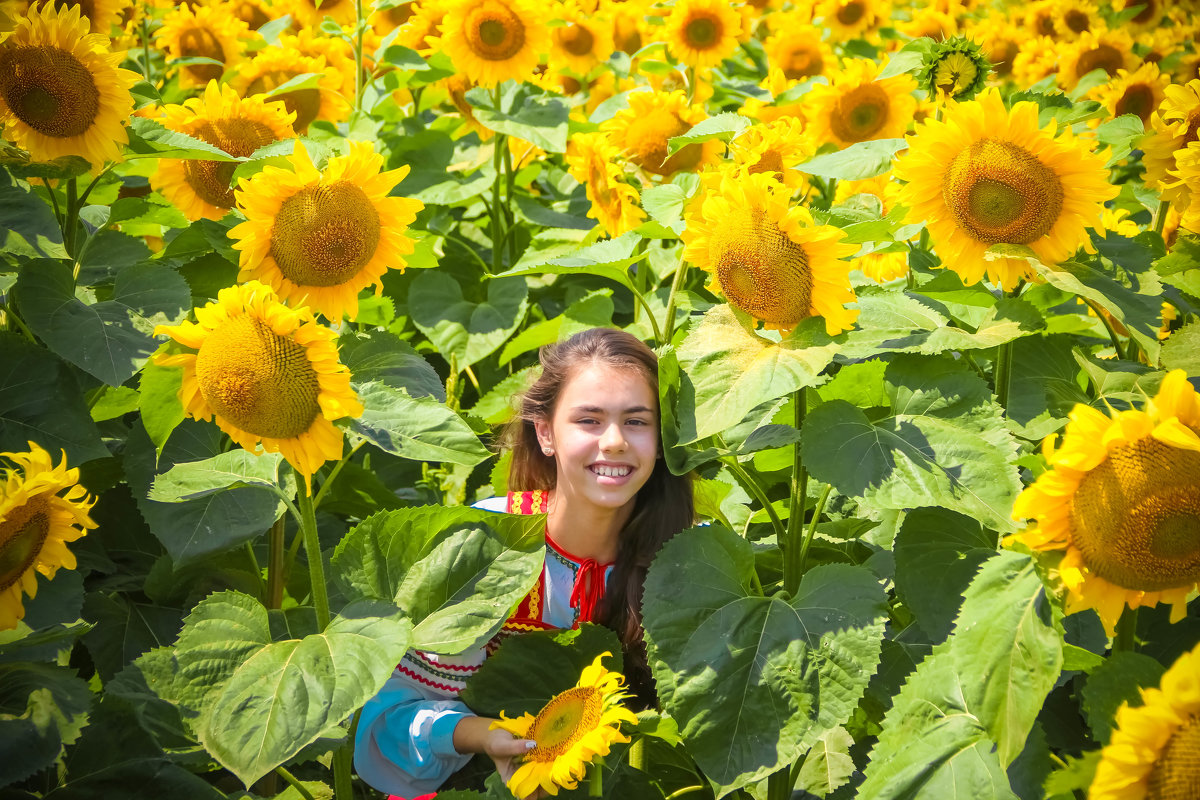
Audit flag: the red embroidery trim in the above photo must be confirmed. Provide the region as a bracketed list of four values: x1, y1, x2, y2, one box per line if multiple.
[396, 662, 465, 693]
[410, 652, 479, 673]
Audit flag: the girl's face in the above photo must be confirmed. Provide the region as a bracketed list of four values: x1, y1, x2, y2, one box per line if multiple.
[534, 362, 659, 515]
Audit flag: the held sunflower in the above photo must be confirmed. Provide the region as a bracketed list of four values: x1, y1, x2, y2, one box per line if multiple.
[441, 0, 548, 87]
[564, 131, 644, 237]
[682, 169, 858, 334]
[154, 281, 364, 481]
[663, 0, 741, 71]
[229, 141, 424, 322]
[1090, 641, 1200, 800]
[0, 442, 96, 631]
[0, 3, 138, 167]
[151, 81, 297, 222]
[1011, 370, 1200, 635]
[894, 87, 1117, 289]
[804, 57, 917, 148]
[154, 2, 250, 88]
[490, 653, 638, 798]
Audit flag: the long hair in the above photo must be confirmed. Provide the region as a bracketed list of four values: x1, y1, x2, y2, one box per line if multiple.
[499, 328, 694, 706]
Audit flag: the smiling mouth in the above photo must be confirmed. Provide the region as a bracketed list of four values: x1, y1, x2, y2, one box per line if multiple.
[590, 465, 633, 478]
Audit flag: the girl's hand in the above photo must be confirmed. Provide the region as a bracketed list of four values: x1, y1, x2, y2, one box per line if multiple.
[454, 715, 547, 799]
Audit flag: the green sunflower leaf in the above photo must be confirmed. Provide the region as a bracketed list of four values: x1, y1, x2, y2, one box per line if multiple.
[667, 112, 751, 155]
[466, 83, 570, 153]
[408, 271, 529, 368]
[0, 663, 92, 788]
[148, 450, 292, 503]
[346, 381, 491, 466]
[796, 138, 907, 181]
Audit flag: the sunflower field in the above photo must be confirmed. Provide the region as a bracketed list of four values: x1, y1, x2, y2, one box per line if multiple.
[3, 0, 1200, 796]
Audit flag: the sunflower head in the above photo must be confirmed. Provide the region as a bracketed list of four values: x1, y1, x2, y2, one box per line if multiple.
[154, 2, 250, 87]
[490, 653, 638, 799]
[730, 117, 814, 191]
[919, 36, 990, 103]
[0, 442, 96, 631]
[663, 0, 741, 70]
[154, 281, 363, 481]
[895, 87, 1117, 289]
[805, 57, 918, 148]
[600, 89, 720, 177]
[682, 170, 858, 333]
[564, 131, 645, 237]
[0, 2, 138, 167]
[1057, 27, 1135, 90]
[816, 0, 885, 41]
[549, 2, 614, 75]
[230, 141, 424, 322]
[763, 14, 831, 81]
[1141, 79, 1200, 211]
[234, 47, 349, 133]
[1090, 641, 1200, 800]
[441, 0, 549, 87]
[1089, 62, 1170, 128]
[1011, 370, 1200, 635]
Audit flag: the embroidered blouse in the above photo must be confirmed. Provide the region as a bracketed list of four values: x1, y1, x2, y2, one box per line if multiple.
[353, 490, 615, 798]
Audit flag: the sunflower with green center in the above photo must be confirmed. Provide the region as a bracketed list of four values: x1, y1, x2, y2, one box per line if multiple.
[229, 141, 423, 322]
[730, 117, 814, 191]
[663, 0, 741, 70]
[683, 169, 858, 333]
[1142, 79, 1200, 213]
[804, 57, 917, 148]
[233, 47, 349, 134]
[1010, 370, 1200, 635]
[894, 87, 1116, 289]
[1057, 27, 1135, 90]
[491, 653, 637, 798]
[155, 2, 250, 88]
[1089, 63, 1170, 129]
[565, 132, 644, 237]
[441, 0, 548, 87]
[601, 89, 720, 177]
[0, 3, 138, 167]
[0, 442, 96, 631]
[815, 0, 885, 41]
[152, 81, 296, 222]
[1089, 641, 1200, 800]
[154, 281, 363, 482]
[763, 15, 831, 81]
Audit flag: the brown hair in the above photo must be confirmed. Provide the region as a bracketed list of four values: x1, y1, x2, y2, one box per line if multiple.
[499, 328, 694, 707]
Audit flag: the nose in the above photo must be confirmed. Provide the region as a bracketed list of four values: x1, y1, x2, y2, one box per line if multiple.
[599, 421, 627, 453]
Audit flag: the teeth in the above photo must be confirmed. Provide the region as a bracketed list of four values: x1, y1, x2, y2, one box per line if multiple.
[593, 465, 632, 478]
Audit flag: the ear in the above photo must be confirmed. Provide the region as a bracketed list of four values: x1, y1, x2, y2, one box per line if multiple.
[534, 418, 553, 451]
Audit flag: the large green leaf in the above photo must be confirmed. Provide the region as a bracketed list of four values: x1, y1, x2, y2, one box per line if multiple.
[802, 354, 1022, 532]
[673, 306, 838, 444]
[460, 624, 623, 717]
[125, 117, 241, 161]
[196, 600, 412, 787]
[465, 84, 570, 153]
[503, 231, 646, 291]
[1005, 335, 1090, 441]
[643, 525, 887, 796]
[0, 175, 67, 259]
[0, 663, 91, 787]
[346, 381, 491, 466]
[81, 593, 183, 682]
[16, 260, 165, 387]
[124, 421, 289, 567]
[338, 330, 445, 400]
[858, 551, 1063, 799]
[409, 271, 529, 368]
[0, 335, 107, 464]
[498, 289, 615, 364]
[797, 139, 907, 180]
[148, 451, 292, 503]
[893, 508, 999, 643]
[330, 505, 545, 654]
[137, 358, 185, 456]
[1079, 652, 1164, 746]
[1161, 321, 1200, 374]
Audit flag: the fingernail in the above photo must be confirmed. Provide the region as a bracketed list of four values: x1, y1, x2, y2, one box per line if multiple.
[525, 740, 537, 750]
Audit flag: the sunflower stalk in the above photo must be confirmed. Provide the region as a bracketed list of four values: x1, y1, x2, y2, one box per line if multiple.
[994, 339, 1015, 413]
[1081, 297, 1127, 360]
[797, 483, 832, 577]
[722, 457, 785, 545]
[295, 483, 331, 631]
[1154, 199, 1171, 237]
[766, 767, 791, 800]
[1114, 607, 1138, 653]
[274, 766, 315, 800]
[588, 756, 603, 796]
[490, 84, 507, 274]
[353, 0, 366, 113]
[782, 388, 808, 597]
[503, 141, 517, 263]
[661, 255, 688, 345]
[266, 515, 286, 609]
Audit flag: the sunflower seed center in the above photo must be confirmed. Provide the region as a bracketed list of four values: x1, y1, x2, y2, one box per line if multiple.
[527, 687, 602, 761]
[1147, 714, 1200, 800]
[830, 84, 889, 143]
[685, 16, 719, 48]
[1076, 44, 1122, 80]
[179, 27, 227, 82]
[1117, 83, 1156, 125]
[558, 23, 595, 56]
[185, 117, 282, 209]
[270, 180, 382, 289]
[713, 208, 813, 327]
[467, 4, 525, 61]
[836, 1, 864, 25]
[943, 138, 1064, 245]
[1064, 9, 1090, 32]
[0, 503, 50, 592]
[0, 45, 100, 138]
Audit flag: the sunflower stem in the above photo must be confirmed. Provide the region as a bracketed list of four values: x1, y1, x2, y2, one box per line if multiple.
[589, 756, 604, 796]
[503, 139, 517, 264]
[332, 748, 354, 800]
[41, 178, 63, 227]
[994, 339, 1015, 413]
[766, 767, 791, 800]
[353, 0, 366, 113]
[274, 766, 315, 800]
[797, 482, 832, 577]
[1114, 607, 1138, 653]
[296, 483, 331, 631]
[661, 254, 688, 345]
[723, 458, 785, 545]
[63, 178, 79, 262]
[1154, 199, 1171, 238]
[267, 515, 286, 609]
[628, 736, 645, 771]
[783, 388, 808, 597]
[313, 439, 365, 510]
[490, 85, 506, 275]
[245, 541, 265, 599]
[1081, 297, 1127, 360]
[139, 3, 155, 85]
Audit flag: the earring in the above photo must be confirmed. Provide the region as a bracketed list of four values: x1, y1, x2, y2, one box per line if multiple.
[543, 447, 554, 456]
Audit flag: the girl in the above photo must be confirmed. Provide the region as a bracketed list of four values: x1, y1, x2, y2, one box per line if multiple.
[354, 328, 695, 798]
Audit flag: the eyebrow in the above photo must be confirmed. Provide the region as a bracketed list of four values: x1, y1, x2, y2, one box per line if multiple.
[571, 405, 656, 415]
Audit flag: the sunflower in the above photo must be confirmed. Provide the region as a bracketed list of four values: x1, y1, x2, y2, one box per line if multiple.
[291, 0, 356, 26]
[30, 0, 132, 33]
[663, 0, 741, 70]
[154, 281, 364, 481]
[682, 169, 858, 333]
[1114, 0, 1166, 35]
[834, 171, 903, 214]
[610, 0, 647, 55]
[490, 653, 638, 799]
[549, 2, 614, 76]
[601, 89, 720, 177]
[897, 7, 957, 42]
[229, 0, 275, 30]
[1053, 0, 1097, 37]
[1089, 63, 1170, 129]
[229, 142, 423, 322]
[1142, 79, 1200, 212]
[1175, 145, 1200, 234]
[370, 0, 417, 32]
[389, 0, 447, 53]
[965, 13, 1021, 78]
[0, 442, 96, 631]
[441, 0, 548, 87]
[730, 117, 814, 191]
[282, 28, 358, 93]
[815, 0, 885, 41]
[1011, 370, 1200, 635]
[894, 87, 1117, 289]
[1090, 642, 1200, 800]
[155, 3, 249, 88]
[0, 3, 137, 167]
[565, 131, 644, 237]
[740, 68, 806, 124]
[1057, 28, 1136, 90]
[151, 82, 295, 222]
[1012, 35, 1059, 87]
[804, 57, 917, 148]
[763, 15, 831, 81]
[1023, 0, 1061, 39]
[233, 47, 349, 133]
[918, 36, 990, 103]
